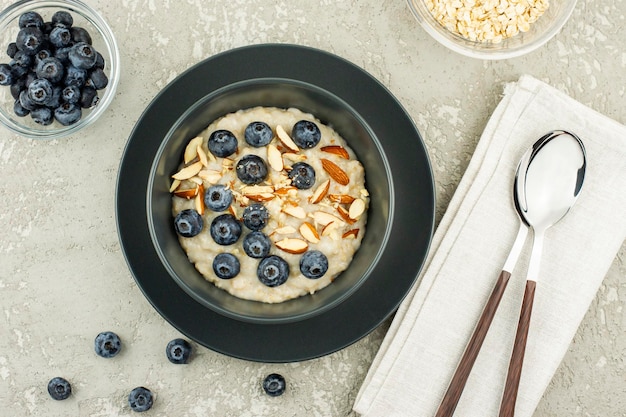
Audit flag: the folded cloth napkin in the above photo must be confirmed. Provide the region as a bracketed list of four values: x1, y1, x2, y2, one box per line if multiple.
[354, 74, 626, 417]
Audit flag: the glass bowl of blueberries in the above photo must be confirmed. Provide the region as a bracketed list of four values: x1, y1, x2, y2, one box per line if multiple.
[0, 0, 119, 139]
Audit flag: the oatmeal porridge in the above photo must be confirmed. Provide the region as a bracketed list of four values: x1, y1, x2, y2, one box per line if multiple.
[170, 106, 369, 303]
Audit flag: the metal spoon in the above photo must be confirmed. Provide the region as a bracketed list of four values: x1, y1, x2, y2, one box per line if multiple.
[434, 130, 586, 417]
[499, 130, 586, 417]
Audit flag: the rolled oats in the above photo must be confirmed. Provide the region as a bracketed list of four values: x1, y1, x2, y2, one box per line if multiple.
[424, 0, 549, 43]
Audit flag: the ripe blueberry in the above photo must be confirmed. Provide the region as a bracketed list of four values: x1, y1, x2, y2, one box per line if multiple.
[243, 231, 271, 259]
[257, 255, 289, 287]
[288, 162, 316, 189]
[244, 121, 273, 147]
[210, 214, 242, 245]
[299, 250, 329, 279]
[262, 373, 286, 397]
[94, 331, 121, 358]
[128, 387, 153, 412]
[174, 209, 203, 238]
[165, 338, 192, 364]
[212, 253, 241, 279]
[203, 184, 232, 212]
[47, 377, 71, 400]
[208, 129, 238, 157]
[292, 120, 321, 148]
[242, 203, 269, 231]
[236, 154, 268, 185]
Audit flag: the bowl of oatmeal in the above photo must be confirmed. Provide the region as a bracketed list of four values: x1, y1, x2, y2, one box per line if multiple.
[148, 78, 388, 323]
[118, 44, 435, 361]
[407, 0, 578, 59]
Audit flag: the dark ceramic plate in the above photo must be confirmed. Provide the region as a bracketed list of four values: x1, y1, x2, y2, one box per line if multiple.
[116, 44, 435, 363]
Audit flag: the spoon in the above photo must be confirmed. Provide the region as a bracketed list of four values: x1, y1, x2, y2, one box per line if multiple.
[434, 130, 586, 417]
[499, 130, 586, 417]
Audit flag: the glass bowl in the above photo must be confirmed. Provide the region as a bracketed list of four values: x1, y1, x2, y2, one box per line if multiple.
[0, 0, 119, 139]
[406, 0, 578, 59]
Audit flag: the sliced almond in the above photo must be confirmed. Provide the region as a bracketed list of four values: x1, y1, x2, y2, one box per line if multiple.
[267, 144, 284, 172]
[299, 222, 320, 243]
[275, 238, 308, 254]
[246, 193, 275, 202]
[197, 169, 222, 184]
[336, 206, 357, 224]
[349, 198, 366, 219]
[228, 205, 238, 219]
[282, 205, 307, 219]
[321, 145, 350, 159]
[274, 186, 297, 196]
[321, 221, 339, 237]
[194, 184, 205, 215]
[328, 194, 356, 204]
[243, 185, 275, 195]
[342, 228, 359, 239]
[309, 179, 330, 204]
[283, 152, 307, 162]
[274, 225, 297, 235]
[321, 158, 350, 186]
[311, 211, 346, 227]
[172, 161, 203, 180]
[184, 136, 203, 164]
[173, 187, 199, 199]
[188, 176, 203, 185]
[196, 144, 209, 167]
[276, 125, 300, 152]
[169, 179, 182, 193]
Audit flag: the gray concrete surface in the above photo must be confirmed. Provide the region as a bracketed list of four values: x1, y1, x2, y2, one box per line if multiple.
[1, 0, 624, 416]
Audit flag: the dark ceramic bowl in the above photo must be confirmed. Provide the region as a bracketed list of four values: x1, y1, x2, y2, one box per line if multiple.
[148, 78, 392, 324]
[117, 44, 434, 362]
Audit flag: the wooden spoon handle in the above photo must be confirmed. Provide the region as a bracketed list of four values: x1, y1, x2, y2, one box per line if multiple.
[434, 271, 511, 417]
[499, 280, 537, 417]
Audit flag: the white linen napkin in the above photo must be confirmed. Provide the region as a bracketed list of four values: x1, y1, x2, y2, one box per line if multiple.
[354, 75, 626, 417]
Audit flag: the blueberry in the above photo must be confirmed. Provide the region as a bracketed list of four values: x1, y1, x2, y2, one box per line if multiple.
[94, 52, 105, 70]
[54, 102, 81, 125]
[64, 65, 87, 87]
[68, 42, 97, 69]
[47, 377, 71, 400]
[6, 42, 18, 58]
[9, 60, 29, 78]
[87, 67, 108, 89]
[19, 90, 37, 111]
[128, 387, 153, 412]
[51, 11, 74, 28]
[210, 214, 242, 245]
[263, 373, 286, 397]
[0, 64, 13, 86]
[13, 99, 29, 117]
[236, 154, 268, 185]
[208, 129, 238, 157]
[244, 121, 273, 147]
[174, 209, 203, 238]
[257, 255, 289, 287]
[54, 46, 72, 65]
[292, 120, 322, 148]
[27, 78, 53, 105]
[243, 231, 271, 258]
[13, 50, 33, 68]
[71, 27, 92, 45]
[204, 184, 232, 212]
[288, 162, 316, 189]
[35, 49, 51, 63]
[79, 86, 99, 108]
[299, 250, 329, 279]
[242, 203, 269, 231]
[61, 85, 80, 104]
[48, 26, 72, 48]
[10, 80, 24, 99]
[94, 331, 121, 358]
[212, 253, 241, 279]
[47, 86, 63, 109]
[36, 57, 65, 83]
[16, 27, 44, 55]
[31, 106, 53, 125]
[165, 338, 192, 364]
[18, 12, 44, 29]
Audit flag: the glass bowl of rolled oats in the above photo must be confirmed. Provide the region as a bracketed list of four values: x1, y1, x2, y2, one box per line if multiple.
[407, 0, 578, 59]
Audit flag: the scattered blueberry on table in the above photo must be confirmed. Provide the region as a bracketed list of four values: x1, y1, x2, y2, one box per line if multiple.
[165, 338, 193, 364]
[262, 373, 286, 397]
[47, 376, 72, 400]
[94, 331, 122, 358]
[0, 10, 109, 126]
[128, 386, 154, 412]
